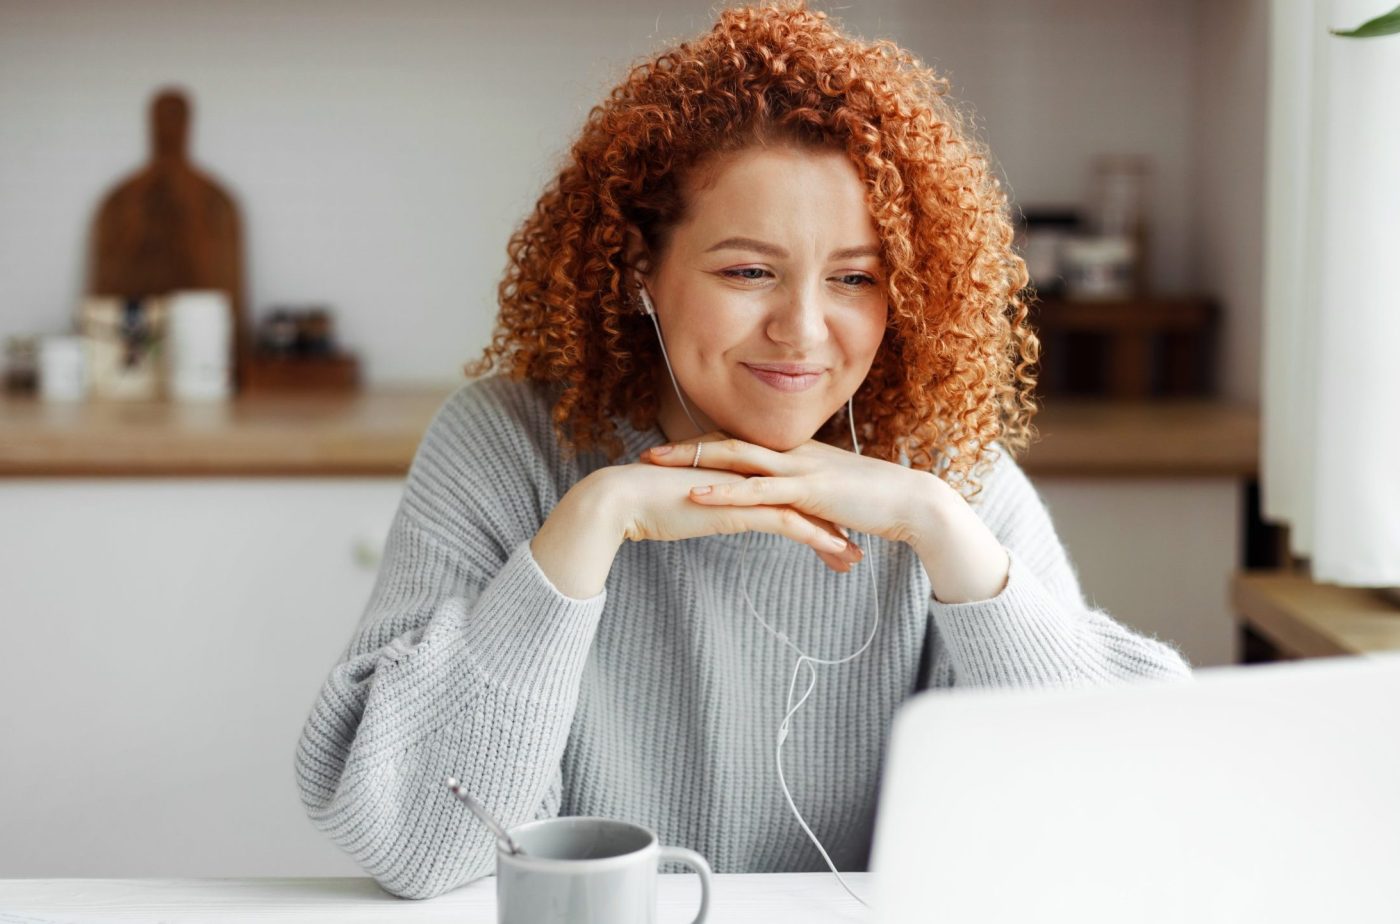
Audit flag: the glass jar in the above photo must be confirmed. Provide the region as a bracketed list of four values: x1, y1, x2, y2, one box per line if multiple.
[1087, 155, 1152, 294]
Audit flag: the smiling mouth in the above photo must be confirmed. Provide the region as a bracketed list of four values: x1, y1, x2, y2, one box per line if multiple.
[743, 364, 825, 393]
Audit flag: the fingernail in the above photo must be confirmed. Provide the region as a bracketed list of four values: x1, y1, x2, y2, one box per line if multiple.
[651, 445, 673, 456]
[824, 535, 848, 552]
[690, 485, 712, 496]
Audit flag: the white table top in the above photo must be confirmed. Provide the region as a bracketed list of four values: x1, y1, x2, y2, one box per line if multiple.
[0, 872, 872, 923]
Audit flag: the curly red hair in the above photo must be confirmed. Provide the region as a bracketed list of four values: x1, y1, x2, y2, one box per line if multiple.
[463, 0, 1040, 501]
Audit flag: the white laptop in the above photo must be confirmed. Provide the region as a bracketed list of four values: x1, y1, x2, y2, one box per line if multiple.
[869, 653, 1400, 924]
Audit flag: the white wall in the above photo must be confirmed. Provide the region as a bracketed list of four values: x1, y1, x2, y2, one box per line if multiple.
[1192, 0, 1269, 405]
[0, 0, 1245, 389]
[896, 0, 1201, 299]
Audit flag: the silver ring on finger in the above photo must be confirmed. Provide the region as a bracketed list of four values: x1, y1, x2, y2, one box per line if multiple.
[692, 443, 703, 468]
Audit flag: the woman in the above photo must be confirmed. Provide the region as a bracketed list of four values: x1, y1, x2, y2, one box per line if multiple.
[294, 0, 1192, 901]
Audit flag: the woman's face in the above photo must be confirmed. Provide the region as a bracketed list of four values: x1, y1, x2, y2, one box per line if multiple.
[635, 144, 889, 450]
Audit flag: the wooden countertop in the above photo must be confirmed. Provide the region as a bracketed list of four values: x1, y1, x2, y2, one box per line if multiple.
[1232, 572, 1400, 658]
[0, 387, 443, 477]
[0, 386, 1259, 479]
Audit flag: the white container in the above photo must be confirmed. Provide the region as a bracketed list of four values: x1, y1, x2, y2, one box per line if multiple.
[166, 290, 232, 402]
[1023, 227, 1071, 292]
[1062, 235, 1136, 300]
[38, 335, 89, 402]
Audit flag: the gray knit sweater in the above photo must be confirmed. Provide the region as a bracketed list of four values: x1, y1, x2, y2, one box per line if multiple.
[294, 373, 1192, 899]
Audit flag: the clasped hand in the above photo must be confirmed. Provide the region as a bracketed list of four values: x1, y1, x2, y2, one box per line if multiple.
[622, 430, 940, 573]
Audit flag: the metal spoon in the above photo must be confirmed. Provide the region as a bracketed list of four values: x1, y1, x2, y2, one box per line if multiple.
[444, 776, 526, 855]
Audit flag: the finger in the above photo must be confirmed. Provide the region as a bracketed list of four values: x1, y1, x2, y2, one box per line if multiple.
[814, 547, 852, 572]
[793, 510, 863, 565]
[687, 475, 801, 508]
[807, 515, 863, 564]
[739, 505, 860, 563]
[811, 537, 859, 572]
[817, 518, 863, 561]
[638, 430, 726, 462]
[690, 482, 863, 562]
[787, 510, 856, 572]
[643, 435, 790, 476]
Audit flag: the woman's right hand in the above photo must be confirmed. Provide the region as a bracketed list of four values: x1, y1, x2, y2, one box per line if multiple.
[590, 459, 865, 573]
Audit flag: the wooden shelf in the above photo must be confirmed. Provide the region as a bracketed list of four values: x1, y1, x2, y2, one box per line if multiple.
[1025, 397, 1257, 478]
[1031, 295, 1220, 399]
[1232, 571, 1400, 658]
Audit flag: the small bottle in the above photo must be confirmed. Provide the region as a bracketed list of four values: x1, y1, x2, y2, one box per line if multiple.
[3, 335, 39, 395]
[260, 308, 299, 356]
[297, 308, 334, 356]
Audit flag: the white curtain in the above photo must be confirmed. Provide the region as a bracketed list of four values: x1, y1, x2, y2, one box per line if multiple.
[1262, 0, 1400, 586]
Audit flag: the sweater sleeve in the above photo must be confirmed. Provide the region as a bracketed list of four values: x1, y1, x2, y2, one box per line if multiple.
[293, 381, 607, 900]
[923, 447, 1194, 690]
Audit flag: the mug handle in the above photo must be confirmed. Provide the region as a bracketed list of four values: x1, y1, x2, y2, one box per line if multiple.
[657, 845, 712, 924]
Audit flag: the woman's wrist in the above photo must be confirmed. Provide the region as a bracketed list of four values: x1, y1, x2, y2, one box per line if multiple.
[529, 470, 626, 601]
[910, 472, 1011, 605]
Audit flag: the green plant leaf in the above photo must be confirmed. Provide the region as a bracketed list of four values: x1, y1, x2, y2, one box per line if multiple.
[1330, 3, 1400, 37]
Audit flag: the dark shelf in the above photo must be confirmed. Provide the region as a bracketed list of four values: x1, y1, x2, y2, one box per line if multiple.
[1029, 295, 1220, 400]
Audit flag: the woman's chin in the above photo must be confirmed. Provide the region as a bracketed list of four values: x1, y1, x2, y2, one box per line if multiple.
[726, 420, 821, 452]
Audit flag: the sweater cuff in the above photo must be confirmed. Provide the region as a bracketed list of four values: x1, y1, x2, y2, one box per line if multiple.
[370, 536, 607, 721]
[452, 537, 608, 700]
[928, 546, 1115, 688]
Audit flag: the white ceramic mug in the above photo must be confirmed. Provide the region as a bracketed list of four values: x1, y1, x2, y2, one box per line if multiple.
[496, 816, 711, 924]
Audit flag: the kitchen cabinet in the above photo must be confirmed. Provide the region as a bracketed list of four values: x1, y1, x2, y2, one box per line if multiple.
[0, 478, 402, 878]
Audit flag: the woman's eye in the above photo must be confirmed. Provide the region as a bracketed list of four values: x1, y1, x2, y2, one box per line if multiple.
[720, 268, 875, 287]
[720, 267, 771, 281]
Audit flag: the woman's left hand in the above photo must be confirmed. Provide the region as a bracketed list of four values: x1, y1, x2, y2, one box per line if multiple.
[637, 430, 948, 565]
[639, 430, 1012, 601]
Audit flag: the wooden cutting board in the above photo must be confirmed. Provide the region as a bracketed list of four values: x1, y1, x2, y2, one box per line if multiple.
[89, 87, 248, 388]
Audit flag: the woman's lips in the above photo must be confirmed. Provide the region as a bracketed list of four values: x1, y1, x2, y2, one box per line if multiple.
[744, 364, 824, 393]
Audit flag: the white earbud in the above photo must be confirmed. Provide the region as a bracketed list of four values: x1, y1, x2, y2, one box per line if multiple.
[637, 279, 707, 440]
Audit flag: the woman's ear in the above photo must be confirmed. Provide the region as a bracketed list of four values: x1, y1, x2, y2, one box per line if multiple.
[623, 223, 653, 281]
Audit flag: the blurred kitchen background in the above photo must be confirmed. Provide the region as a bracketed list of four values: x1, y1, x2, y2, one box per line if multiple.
[3, 0, 1396, 882]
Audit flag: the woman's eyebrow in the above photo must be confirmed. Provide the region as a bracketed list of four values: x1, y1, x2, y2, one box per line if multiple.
[704, 236, 881, 260]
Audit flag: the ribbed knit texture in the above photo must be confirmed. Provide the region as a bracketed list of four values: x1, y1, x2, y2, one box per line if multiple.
[293, 373, 1193, 899]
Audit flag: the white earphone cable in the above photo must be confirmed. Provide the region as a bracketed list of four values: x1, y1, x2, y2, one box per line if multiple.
[640, 283, 877, 909]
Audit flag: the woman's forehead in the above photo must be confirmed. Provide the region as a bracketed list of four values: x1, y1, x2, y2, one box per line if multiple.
[673, 147, 880, 253]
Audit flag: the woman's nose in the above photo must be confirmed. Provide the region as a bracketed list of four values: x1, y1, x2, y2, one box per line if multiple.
[765, 282, 830, 350]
